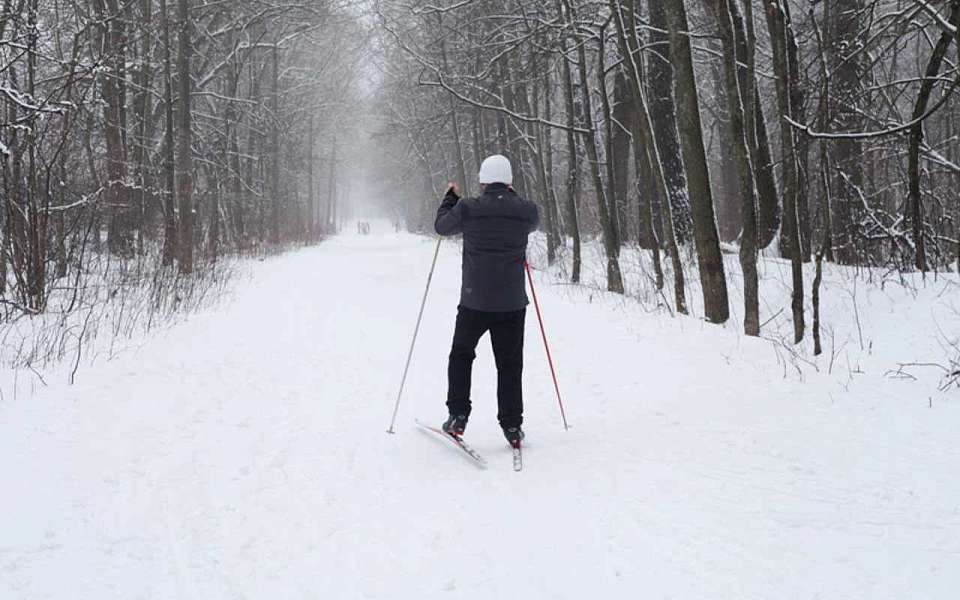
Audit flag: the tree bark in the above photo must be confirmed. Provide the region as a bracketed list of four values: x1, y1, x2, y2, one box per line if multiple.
[269, 44, 281, 245]
[713, 0, 759, 334]
[531, 67, 558, 264]
[907, 0, 960, 272]
[829, 0, 866, 264]
[95, 0, 133, 256]
[569, 7, 623, 294]
[611, 68, 633, 239]
[440, 33, 469, 197]
[648, 0, 693, 244]
[159, 0, 177, 266]
[597, 25, 622, 251]
[661, 0, 729, 322]
[133, 0, 153, 253]
[788, 29, 811, 261]
[175, 0, 193, 273]
[633, 117, 664, 289]
[610, 0, 686, 310]
[307, 113, 316, 239]
[765, 0, 805, 342]
[542, 68, 563, 262]
[558, 11, 583, 284]
[752, 82, 781, 248]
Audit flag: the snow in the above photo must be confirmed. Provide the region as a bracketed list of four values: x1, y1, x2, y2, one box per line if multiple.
[1, 222, 958, 598]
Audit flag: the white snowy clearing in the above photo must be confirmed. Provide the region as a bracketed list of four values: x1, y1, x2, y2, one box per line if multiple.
[2, 222, 959, 599]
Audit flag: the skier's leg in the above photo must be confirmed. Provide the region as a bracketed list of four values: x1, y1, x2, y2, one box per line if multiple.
[447, 306, 488, 419]
[490, 309, 525, 429]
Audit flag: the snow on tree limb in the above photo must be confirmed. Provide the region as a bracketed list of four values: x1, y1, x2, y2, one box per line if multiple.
[785, 72, 960, 139]
[913, 0, 959, 34]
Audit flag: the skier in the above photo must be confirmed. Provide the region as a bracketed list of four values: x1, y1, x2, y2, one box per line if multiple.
[434, 154, 540, 448]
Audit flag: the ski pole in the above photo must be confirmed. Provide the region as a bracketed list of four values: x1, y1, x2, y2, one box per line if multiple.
[525, 261, 569, 430]
[387, 237, 442, 434]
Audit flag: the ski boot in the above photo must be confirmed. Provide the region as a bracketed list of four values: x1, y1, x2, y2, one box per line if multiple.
[503, 426, 525, 448]
[442, 414, 468, 437]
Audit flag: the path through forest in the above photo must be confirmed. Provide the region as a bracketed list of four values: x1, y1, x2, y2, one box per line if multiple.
[2, 225, 958, 598]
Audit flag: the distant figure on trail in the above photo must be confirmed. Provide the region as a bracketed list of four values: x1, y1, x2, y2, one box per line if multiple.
[434, 154, 539, 448]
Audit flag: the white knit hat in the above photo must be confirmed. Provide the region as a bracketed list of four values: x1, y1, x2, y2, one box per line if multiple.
[478, 154, 513, 185]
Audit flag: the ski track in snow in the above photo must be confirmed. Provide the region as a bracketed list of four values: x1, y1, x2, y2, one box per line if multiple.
[2, 225, 959, 599]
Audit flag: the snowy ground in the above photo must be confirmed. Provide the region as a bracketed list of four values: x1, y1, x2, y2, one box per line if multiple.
[2, 222, 958, 599]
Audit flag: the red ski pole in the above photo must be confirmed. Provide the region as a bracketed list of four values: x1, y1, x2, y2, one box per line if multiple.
[525, 261, 569, 430]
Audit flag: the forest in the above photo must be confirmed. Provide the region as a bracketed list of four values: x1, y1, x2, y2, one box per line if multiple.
[2, 0, 959, 364]
[1, 0, 368, 366]
[2, 1, 959, 596]
[371, 0, 960, 351]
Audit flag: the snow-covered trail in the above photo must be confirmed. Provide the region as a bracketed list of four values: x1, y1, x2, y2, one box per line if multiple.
[2, 226, 959, 599]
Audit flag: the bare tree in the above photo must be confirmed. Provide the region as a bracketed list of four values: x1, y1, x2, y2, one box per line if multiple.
[662, 0, 730, 323]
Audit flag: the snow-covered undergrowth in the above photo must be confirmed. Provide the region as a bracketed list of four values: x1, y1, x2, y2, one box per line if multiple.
[1, 222, 957, 599]
[0, 249, 241, 393]
[529, 233, 960, 398]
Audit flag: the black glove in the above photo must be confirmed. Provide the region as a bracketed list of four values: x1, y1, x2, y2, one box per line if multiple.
[441, 187, 460, 208]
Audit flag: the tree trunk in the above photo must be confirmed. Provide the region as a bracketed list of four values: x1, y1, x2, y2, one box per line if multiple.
[907, 0, 960, 272]
[472, 107, 484, 182]
[713, 0, 759, 334]
[226, 53, 243, 250]
[569, 7, 623, 294]
[175, 0, 193, 273]
[789, 31, 812, 261]
[558, 19, 582, 283]
[159, 0, 177, 266]
[440, 33, 469, 196]
[731, 0, 780, 251]
[752, 82, 781, 248]
[634, 119, 664, 289]
[269, 45, 281, 245]
[96, 0, 132, 256]
[661, 0, 729, 322]
[648, 0, 693, 244]
[327, 139, 338, 234]
[611, 69, 633, 240]
[307, 114, 316, 239]
[766, 0, 805, 342]
[829, 0, 866, 264]
[542, 68, 563, 261]
[133, 0, 153, 253]
[530, 69, 558, 264]
[597, 25, 622, 251]
[26, 0, 46, 308]
[610, 0, 686, 310]
[712, 56, 740, 242]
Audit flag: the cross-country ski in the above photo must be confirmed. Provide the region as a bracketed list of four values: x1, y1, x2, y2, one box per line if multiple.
[415, 420, 487, 469]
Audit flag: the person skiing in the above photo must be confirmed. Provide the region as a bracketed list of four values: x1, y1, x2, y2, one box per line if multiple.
[434, 154, 540, 448]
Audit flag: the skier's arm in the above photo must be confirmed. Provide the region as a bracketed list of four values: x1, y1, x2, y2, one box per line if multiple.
[527, 202, 540, 233]
[435, 187, 465, 236]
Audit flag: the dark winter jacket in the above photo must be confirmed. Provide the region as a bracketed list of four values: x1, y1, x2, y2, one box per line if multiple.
[435, 183, 540, 312]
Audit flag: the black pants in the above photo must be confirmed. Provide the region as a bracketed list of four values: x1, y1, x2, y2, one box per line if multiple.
[446, 305, 525, 429]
